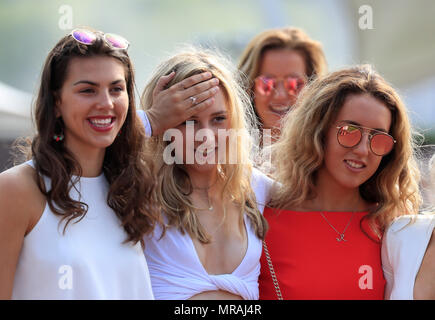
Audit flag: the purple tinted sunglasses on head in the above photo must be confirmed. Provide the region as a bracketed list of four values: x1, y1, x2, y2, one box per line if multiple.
[71, 28, 129, 50]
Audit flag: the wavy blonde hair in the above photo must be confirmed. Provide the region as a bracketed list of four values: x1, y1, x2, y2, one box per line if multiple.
[141, 46, 268, 243]
[271, 65, 422, 235]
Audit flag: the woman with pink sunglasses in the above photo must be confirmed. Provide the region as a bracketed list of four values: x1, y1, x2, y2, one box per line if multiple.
[259, 65, 428, 299]
[238, 27, 327, 144]
[0, 28, 219, 300]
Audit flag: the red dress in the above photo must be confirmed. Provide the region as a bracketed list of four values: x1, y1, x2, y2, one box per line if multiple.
[259, 207, 385, 300]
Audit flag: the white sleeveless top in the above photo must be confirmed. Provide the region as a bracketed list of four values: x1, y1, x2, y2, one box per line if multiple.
[381, 214, 435, 300]
[143, 168, 274, 300]
[12, 161, 154, 300]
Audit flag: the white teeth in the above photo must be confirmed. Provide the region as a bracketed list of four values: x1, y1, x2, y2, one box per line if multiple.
[346, 160, 364, 169]
[89, 118, 112, 126]
[269, 105, 290, 113]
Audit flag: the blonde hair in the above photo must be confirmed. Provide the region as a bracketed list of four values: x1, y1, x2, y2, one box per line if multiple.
[141, 46, 267, 243]
[239, 27, 327, 100]
[271, 65, 422, 235]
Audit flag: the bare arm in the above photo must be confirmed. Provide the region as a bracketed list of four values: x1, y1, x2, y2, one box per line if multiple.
[0, 165, 44, 299]
[145, 71, 220, 136]
[414, 228, 435, 300]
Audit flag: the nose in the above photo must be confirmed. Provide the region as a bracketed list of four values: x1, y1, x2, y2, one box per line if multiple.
[352, 133, 370, 156]
[194, 119, 218, 137]
[194, 125, 216, 149]
[197, 122, 217, 138]
[96, 89, 114, 109]
[272, 81, 288, 100]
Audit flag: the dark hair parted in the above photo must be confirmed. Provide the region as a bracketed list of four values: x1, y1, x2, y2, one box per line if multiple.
[30, 28, 160, 244]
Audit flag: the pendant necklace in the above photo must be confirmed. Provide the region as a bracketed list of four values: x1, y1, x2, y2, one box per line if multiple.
[192, 178, 218, 211]
[319, 211, 355, 242]
[201, 189, 214, 211]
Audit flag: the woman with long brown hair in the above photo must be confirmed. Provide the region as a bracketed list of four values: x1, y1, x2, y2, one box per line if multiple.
[0, 28, 219, 300]
[0, 28, 158, 299]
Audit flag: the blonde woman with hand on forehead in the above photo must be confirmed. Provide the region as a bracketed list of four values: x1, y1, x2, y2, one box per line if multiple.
[140, 47, 274, 300]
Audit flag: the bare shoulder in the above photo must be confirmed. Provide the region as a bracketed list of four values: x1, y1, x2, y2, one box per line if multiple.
[0, 163, 40, 199]
[414, 216, 435, 299]
[0, 163, 45, 234]
[0, 164, 46, 298]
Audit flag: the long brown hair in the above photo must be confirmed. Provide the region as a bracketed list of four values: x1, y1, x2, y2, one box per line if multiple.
[271, 65, 422, 237]
[28, 28, 159, 244]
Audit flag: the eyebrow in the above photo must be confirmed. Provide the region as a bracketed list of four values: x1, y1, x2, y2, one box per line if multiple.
[188, 111, 228, 119]
[262, 73, 305, 78]
[211, 111, 227, 117]
[340, 120, 388, 133]
[73, 79, 125, 86]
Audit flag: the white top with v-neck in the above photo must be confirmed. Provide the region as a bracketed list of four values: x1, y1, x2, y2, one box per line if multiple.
[143, 168, 274, 300]
[381, 214, 435, 300]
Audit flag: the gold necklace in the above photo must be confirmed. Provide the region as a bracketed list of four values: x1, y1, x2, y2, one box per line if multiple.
[191, 178, 219, 211]
[190, 188, 214, 211]
[319, 211, 355, 242]
[201, 189, 214, 211]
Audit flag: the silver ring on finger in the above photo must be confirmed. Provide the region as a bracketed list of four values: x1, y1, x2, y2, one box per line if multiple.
[189, 96, 197, 106]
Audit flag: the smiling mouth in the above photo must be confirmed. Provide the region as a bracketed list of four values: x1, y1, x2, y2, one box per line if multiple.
[87, 117, 115, 131]
[269, 104, 291, 115]
[344, 159, 366, 169]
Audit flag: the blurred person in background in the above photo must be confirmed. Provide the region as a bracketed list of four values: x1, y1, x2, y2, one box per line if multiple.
[238, 27, 327, 144]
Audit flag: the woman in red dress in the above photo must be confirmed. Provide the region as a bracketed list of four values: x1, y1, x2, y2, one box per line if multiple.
[259, 65, 422, 299]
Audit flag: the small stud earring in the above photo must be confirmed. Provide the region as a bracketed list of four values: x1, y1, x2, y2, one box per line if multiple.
[53, 117, 64, 142]
[53, 133, 64, 142]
